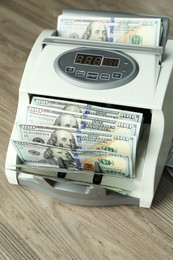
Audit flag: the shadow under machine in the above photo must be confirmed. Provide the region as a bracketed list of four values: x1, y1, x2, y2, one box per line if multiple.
[5, 10, 173, 208]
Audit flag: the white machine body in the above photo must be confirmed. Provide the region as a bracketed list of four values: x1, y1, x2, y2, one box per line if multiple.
[5, 28, 173, 208]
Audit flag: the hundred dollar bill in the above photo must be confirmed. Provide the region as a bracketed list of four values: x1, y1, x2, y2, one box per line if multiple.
[17, 124, 136, 159]
[57, 15, 161, 46]
[31, 96, 143, 123]
[25, 105, 141, 139]
[11, 140, 133, 178]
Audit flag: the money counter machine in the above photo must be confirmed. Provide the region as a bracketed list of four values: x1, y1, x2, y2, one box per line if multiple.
[5, 10, 173, 208]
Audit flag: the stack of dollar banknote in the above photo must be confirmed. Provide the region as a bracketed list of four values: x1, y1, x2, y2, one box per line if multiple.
[11, 96, 144, 191]
[57, 12, 163, 46]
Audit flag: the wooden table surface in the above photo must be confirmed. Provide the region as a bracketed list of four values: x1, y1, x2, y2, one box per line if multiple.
[1, 0, 173, 259]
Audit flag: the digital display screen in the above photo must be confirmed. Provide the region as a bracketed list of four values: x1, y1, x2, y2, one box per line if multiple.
[102, 57, 120, 67]
[74, 53, 120, 67]
[75, 53, 102, 66]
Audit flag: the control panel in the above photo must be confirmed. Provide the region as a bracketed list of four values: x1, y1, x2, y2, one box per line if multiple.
[54, 48, 139, 90]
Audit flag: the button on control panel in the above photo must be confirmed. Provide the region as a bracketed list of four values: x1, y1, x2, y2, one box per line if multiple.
[86, 72, 99, 80]
[65, 66, 75, 73]
[55, 47, 139, 90]
[112, 72, 122, 79]
[75, 70, 85, 77]
[100, 73, 110, 80]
